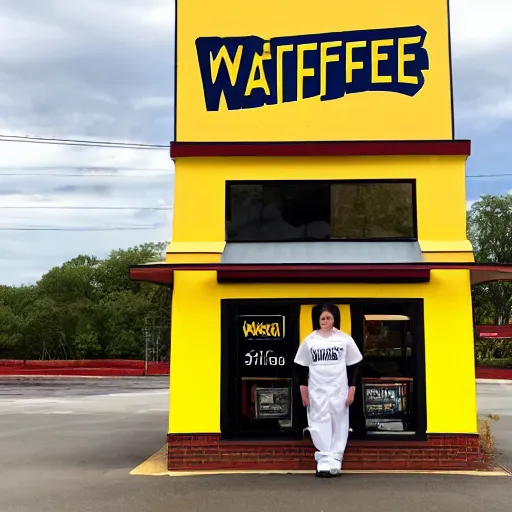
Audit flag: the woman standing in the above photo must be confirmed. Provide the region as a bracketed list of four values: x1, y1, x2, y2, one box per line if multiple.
[294, 304, 363, 478]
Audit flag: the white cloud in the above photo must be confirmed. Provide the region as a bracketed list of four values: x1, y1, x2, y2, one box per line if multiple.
[132, 96, 174, 110]
[450, 0, 512, 57]
[0, 0, 512, 285]
[467, 200, 477, 211]
[459, 95, 512, 124]
[0, 139, 175, 285]
[0, 0, 175, 285]
[450, 0, 512, 124]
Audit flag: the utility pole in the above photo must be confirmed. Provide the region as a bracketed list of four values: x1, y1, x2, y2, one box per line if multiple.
[156, 327, 159, 363]
[143, 324, 149, 376]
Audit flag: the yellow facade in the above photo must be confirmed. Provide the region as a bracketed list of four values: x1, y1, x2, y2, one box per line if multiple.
[169, 270, 476, 435]
[176, 0, 453, 142]
[166, 152, 477, 438]
[169, 155, 470, 255]
[159, 0, 478, 460]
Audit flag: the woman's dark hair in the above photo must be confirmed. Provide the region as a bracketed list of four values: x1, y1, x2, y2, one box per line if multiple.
[311, 303, 341, 330]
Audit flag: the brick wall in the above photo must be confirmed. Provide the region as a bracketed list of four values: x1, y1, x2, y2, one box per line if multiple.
[167, 434, 489, 471]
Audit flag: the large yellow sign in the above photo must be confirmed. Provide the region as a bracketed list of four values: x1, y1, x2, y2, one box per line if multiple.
[175, 0, 453, 142]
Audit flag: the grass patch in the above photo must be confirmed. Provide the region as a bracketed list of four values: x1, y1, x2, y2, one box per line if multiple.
[478, 414, 500, 463]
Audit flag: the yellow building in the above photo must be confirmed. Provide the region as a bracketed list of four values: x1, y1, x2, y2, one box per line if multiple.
[130, 0, 508, 471]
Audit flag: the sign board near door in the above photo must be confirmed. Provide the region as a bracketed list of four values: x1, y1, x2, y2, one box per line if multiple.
[237, 314, 290, 377]
[238, 315, 286, 341]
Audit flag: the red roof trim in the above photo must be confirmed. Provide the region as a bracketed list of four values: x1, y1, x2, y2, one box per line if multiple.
[216, 267, 429, 283]
[128, 262, 512, 287]
[170, 140, 471, 158]
[129, 266, 174, 287]
[129, 263, 432, 286]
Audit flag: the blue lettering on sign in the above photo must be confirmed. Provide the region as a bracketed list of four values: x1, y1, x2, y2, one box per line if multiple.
[195, 25, 429, 112]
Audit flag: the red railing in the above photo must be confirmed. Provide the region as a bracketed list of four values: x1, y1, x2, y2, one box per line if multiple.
[0, 359, 169, 376]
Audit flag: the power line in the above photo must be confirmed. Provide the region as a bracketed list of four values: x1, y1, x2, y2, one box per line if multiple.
[0, 165, 174, 178]
[0, 139, 166, 150]
[0, 172, 509, 179]
[0, 135, 510, 177]
[467, 174, 512, 178]
[0, 173, 172, 177]
[0, 166, 172, 170]
[0, 134, 510, 173]
[0, 134, 168, 147]
[0, 169, 510, 180]
[0, 206, 173, 210]
[0, 226, 162, 231]
[0, 134, 169, 150]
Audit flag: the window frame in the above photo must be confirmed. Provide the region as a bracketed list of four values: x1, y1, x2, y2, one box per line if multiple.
[349, 300, 425, 439]
[224, 178, 418, 243]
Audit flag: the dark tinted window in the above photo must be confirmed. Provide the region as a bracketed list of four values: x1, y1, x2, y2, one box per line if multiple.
[330, 182, 414, 239]
[226, 181, 415, 241]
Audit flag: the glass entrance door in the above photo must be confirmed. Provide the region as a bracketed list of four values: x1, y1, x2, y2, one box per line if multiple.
[349, 301, 426, 439]
[221, 301, 304, 439]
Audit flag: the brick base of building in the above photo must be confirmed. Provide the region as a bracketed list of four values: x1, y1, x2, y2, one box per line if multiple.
[167, 433, 490, 472]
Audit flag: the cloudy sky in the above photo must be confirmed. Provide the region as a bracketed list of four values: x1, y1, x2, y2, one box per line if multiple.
[0, 0, 510, 286]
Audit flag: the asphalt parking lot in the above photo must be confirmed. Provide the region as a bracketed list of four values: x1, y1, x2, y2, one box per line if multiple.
[0, 377, 510, 512]
[477, 381, 512, 471]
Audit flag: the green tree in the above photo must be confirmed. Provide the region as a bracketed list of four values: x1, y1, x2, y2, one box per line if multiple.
[96, 242, 166, 294]
[0, 242, 170, 361]
[467, 194, 512, 325]
[0, 285, 38, 362]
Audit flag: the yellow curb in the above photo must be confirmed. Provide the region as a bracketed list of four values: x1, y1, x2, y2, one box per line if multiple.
[130, 447, 510, 478]
[130, 444, 168, 476]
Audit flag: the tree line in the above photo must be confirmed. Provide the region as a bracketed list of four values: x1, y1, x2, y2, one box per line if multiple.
[0, 194, 510, 362]
[468, 194, 512, 326]
[0, 242, 171, 361]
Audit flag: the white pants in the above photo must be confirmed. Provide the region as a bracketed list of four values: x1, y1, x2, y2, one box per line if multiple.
[306, 393, 350, 473]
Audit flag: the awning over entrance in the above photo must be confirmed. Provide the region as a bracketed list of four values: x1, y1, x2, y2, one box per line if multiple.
[129, 262, 432, 285]
[221, 241, 424, 264]
[128, 261, 512, 287]
[463, 264, 512, 285]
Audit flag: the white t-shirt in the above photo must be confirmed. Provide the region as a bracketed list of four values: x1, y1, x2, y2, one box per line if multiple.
[294, 329, 363, 394]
